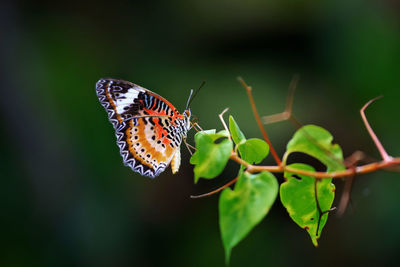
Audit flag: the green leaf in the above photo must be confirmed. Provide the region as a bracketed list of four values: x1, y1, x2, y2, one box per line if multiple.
[238, 138, 269, 165]
[283, 125, 345, 172]
[281, 125, 341, 246]
[228, 116, 269, 168]
[280, 163, 335, 247]
[190, 130, 233, 183]
[219, 171, 278, 264]
[229, 115, 246, 145]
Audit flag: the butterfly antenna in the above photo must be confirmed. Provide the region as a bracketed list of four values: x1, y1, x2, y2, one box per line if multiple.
[185, 89, 194, 111]
[186, 81, 205, 110]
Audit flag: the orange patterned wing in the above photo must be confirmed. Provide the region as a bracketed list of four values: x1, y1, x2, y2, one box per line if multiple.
[96, 78, 190, 178]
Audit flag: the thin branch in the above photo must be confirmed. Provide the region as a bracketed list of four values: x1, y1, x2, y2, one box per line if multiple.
[230, 152, 251, 167]
[337, 176, 354, 217]
[190, 177, 238, 199]
[261, 74, 302, 129]
[262, 111, 290, 124]
[286, 74, 299, 115]
[343, 151, 370, 167]
[219, 108, 230, 139]
[189, 152, 256, 199]
[238, 77, 282, 166]
[336, 150, 369, 217]
[230, 152, 280, 172]
[360, 96, 391, 161]
[261, 77, 342, 166]
[229, 152, 400, 179]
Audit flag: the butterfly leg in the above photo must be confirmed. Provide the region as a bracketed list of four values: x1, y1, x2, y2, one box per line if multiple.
[194, 123, 203, 131]
[190, 120, 203, 132]
[183, 137, 195, 155]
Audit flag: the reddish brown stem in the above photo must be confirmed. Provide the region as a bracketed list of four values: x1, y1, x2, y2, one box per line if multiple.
[238, 77, 282, 166]
[192, 154, 400, 199]
[262, 74, 303, 129]
[190, 176, 238, 199]
[360, 96, 391, 161]
[336, 151, 369, 216]
[285, 74, 299, 115]
[229, 152, 400, 179]
[337, 176, 354, 216]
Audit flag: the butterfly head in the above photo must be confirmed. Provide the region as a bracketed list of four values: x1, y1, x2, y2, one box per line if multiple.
[184, 81, 204, 131]
[183, 109, 191, 131]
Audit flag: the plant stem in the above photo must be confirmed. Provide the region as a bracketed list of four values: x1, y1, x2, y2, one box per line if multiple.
[360, 96, 391, 161]
[190, 177, 238, 198]
[238, 77, 282, 166]
[229, 152, 400, 179]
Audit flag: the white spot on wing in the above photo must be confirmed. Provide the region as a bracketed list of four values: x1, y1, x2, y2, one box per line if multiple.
[115, 88, 144, 114]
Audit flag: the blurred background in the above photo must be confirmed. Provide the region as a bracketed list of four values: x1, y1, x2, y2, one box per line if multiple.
[1, 0, 400, 266]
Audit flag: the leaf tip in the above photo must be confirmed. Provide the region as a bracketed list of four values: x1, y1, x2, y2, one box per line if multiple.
[312, 237, 319, 247]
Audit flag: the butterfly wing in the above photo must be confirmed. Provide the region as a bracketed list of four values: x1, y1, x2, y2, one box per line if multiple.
[96, 78, 186, 178]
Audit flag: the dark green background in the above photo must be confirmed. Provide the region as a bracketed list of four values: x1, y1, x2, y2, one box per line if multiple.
[2, 0, 400, 266]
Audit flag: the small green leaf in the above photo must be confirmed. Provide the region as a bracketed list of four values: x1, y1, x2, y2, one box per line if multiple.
[283, 125, 345, 171]
[229, 115, 246, 145]
[280, 163, 335, 246]
[228, 116, 269, 168]
[219, 171, 278, 264]
[238, 138, 269, 165]
[190, 130, 233, 183]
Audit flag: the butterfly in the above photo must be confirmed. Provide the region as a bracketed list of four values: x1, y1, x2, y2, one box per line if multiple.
[96, 78, 194, 178]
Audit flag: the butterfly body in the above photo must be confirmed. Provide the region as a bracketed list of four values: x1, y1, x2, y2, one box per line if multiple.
[96, 78, 191, 178]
